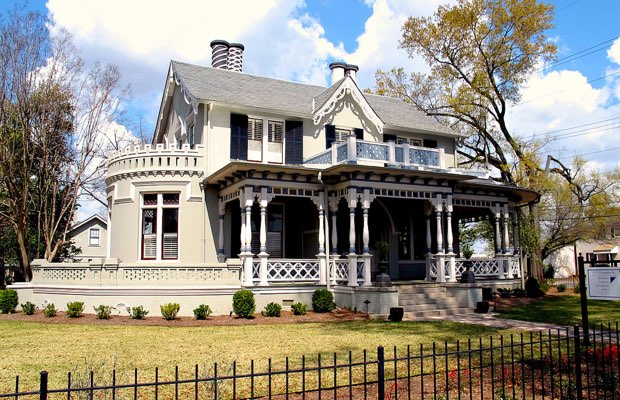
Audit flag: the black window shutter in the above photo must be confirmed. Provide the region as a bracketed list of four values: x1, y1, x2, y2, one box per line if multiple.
[423, 139, 438, 148]
[285, 120, 304, 165]
[383, 134, 397, 142]
[354, 128, 364, 140]
[230, 113, 248, 160]
[325, 124, 336, 148]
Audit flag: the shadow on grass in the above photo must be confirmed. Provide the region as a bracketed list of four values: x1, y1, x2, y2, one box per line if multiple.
[318, 320, 503, 339]
[497, 295, 620, 326]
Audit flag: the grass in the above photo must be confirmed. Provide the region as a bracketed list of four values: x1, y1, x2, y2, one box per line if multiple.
[497, 293, 620, 326]
[0, 319, 514, 393]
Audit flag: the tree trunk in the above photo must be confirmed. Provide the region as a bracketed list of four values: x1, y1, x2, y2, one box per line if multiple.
[529, 204, 544, 281]
[15, 225, 32, 282]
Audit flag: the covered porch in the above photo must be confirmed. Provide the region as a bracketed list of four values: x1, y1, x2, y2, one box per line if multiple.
[206, 163, 534, 287]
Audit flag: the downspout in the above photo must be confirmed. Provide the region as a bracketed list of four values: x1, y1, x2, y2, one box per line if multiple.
[317, 172, 330, 291]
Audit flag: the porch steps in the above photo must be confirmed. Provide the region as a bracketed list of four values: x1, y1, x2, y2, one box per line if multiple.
[395, 284, 474, 320]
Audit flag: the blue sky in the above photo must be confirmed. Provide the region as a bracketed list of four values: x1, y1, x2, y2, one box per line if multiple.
[2, 0, 620, 217]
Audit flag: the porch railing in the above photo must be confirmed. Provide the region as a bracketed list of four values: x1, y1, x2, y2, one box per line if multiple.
[249, 257, 368, 286]
[429, 255, 521, 281]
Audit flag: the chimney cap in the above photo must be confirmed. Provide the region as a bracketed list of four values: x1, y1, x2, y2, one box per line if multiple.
[345, 64, 359, 72]
[229, 42, 245, 50]
[210, 39, 230, 47]
[329, 62, 347, 70]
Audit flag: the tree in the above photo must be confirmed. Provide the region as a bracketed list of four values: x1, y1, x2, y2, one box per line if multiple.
[0, 5, 129, 280]
[371, 0, 615, 278]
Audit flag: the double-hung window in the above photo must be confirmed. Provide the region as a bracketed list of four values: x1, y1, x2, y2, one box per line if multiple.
[268, 120, 283, 143]
[141, 193, 179, 260]
[89, 228, 100, 246]
[248, 118, 263, 141]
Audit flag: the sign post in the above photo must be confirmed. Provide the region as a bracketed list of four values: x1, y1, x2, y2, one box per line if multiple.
[577, 255, 589, 346]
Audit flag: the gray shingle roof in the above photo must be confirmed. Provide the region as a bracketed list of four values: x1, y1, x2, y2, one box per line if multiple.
[171, 61, 459, 136]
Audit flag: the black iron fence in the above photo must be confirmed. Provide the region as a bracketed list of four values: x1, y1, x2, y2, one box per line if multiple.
[2, 323, 619, 399]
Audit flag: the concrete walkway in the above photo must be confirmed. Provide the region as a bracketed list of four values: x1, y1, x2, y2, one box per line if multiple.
[416, 312, 572, 333]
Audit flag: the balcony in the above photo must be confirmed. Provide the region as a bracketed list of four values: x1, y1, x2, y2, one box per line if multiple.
[304, 137, 445, 169]
[106, 143, 205, 182]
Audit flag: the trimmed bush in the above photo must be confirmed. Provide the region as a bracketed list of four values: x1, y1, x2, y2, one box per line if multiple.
[21, 301, 37, 315]
[93, 305, 112, 319]
[160, 303, 180, 320]
[525, 277, 544, 298]
[128, 305, 149, 320]
[511, 288, 527, 298]
[312, 288, 335, 313]
[0, 289, 18, 314]
[232, 289, 255, 318]
[291, 302, 307, 316]
[43, 303, 57, 317]
[557, 284, 567, 293]
[193, 304, 212, 320]
[263, 302, 282, 317]
[66, 301, 85, 318]
[497, 288, 512, 298]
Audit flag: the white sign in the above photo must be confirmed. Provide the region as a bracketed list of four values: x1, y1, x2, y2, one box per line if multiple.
[587, 267, 620, 300]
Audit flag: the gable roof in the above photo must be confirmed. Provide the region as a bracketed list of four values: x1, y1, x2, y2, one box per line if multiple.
[168, 61, 460, 137]
[68, 214, 107, 234]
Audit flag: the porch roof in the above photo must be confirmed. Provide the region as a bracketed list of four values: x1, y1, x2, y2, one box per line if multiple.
[204, 162, 538, 206]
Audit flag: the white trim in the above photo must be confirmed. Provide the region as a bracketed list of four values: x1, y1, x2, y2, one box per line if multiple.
[313, 77, 384, 134]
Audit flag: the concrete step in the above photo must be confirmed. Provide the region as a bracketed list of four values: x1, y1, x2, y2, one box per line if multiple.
[399, 298, 461, 307]
[396, 285, 447, 294]
[403, 307, 475, 319]
[397, 292, 452, 300]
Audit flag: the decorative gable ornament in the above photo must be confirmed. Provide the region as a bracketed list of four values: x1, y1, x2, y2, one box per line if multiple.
[171, 67, 199, 115]
[313, 77, 384, 134]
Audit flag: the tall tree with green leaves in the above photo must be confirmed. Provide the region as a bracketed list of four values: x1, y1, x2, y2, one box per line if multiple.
[371, 0, 617, 278]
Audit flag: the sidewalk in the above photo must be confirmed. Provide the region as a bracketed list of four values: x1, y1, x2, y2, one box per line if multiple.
[417, 312, 571, 333]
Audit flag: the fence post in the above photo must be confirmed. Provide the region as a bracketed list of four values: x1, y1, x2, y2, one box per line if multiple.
[377, 346, 385, 400]
[577, 255, 590, 346]
[39, 371, 48, 400]
[573, 325, 583, 400]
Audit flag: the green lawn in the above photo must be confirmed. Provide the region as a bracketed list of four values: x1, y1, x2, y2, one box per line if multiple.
[0, 319, 512, 393]
[497, 294, 620, 327]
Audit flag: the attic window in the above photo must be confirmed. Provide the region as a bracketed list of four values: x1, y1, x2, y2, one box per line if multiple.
[248, 118, 263, 141]
[397, 137, 422, 147]
[335, 128, 351, 142]
[268, 120, 283, 143]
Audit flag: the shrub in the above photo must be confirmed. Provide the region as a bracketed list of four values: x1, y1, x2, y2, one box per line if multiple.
[21, 301, 36, 315]
[263, 302, 282, 317]
[232, 290, 255, 318]
[573, 284, 581, 294]
[66, 301, 85, 318]
[557, 284, 567, 293]
[543, 264, 555, 279]
[193, 304, 212, 320]
[497, 288, 512, 298]
[93, 305, 112, 320]
[511, 288, 527, 298]
[525, 277, 544, 298]
[128, 305, 149, 320]
[291, 302, 307, 316]
[160, 303, 180, 320]
[43, 303, 57, 317]
[312, 288, 335, 313]
[0, 289, 18, 314]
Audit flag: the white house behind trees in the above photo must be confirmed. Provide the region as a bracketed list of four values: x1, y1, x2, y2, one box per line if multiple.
[13, 40, 537, 317]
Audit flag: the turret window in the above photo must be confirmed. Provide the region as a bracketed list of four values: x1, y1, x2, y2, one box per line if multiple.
[141, 193, 179, 260]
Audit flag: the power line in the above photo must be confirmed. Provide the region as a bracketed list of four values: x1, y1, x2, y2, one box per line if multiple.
[520, 117, 620, 142]
[556, 146, 620, 160]
[539, 36, 619, 73]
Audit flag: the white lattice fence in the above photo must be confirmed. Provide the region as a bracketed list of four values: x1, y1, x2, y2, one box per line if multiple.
[332, 259, 349, 282]
[265, 260, 320, 282]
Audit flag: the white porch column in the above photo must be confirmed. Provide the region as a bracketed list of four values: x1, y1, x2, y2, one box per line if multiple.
[258, 188, 269, 286]
[347, 189, 359, 287]
[503, 206, 510, 254]
[217, 200, 226, 262]
[317, 191, 327, 285]
[494, 205, 502, 255]
[425, 203, 432, 281]
[330, 194, 338, 255]
[361, 189, 372, 286]
[243, 188, 254, 286]
[435, 194, 444, 254]
[445, 195, 454, 254]
[436, 253, 446, 283]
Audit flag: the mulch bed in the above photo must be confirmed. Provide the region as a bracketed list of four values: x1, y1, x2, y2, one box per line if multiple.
[0, 307, 369, 327]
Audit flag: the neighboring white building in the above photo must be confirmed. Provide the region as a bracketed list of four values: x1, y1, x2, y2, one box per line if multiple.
[66, 215, 108, 262]
[18, 40, 537, 316]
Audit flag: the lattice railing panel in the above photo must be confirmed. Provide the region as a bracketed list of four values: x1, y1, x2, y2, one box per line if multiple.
[332, 259, 349, 282]
[266, 260, 320, 281]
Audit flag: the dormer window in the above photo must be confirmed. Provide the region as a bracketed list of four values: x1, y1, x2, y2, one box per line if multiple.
[268, 120, 283, 143]
[248, 118, 263, 141]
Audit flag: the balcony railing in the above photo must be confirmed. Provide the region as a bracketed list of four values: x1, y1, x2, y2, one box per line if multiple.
[429, 255, 521, 281]
[106, 143, 205, 179]
[304, 137, 444, 170]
